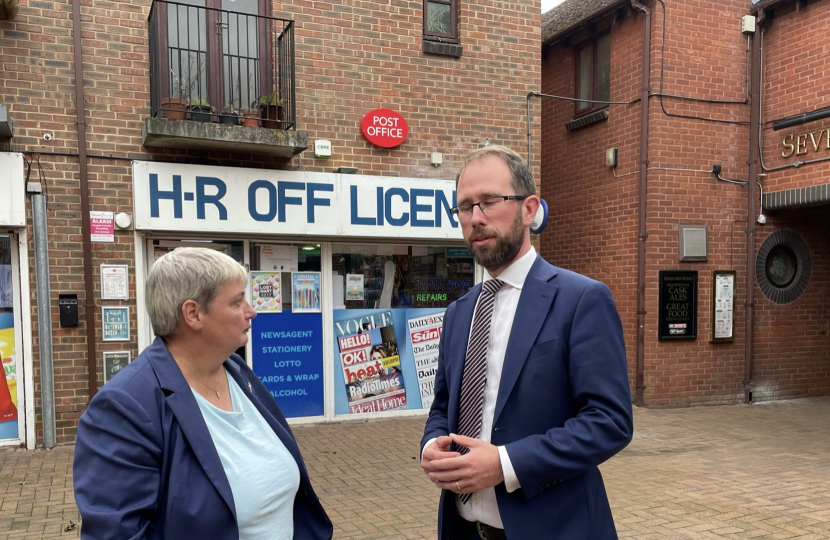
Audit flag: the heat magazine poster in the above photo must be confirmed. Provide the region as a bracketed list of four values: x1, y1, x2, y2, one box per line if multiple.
[335, 310, 407, 413]
[332, 307, 446, 414]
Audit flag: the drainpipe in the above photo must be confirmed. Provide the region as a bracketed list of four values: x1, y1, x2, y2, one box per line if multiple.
[744, 9, 764, 403]
[72, 0, 98, 401]
[631, 0, 650, 407]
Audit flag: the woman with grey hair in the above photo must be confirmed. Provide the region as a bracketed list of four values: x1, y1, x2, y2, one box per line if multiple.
[73, 247, 333, 540]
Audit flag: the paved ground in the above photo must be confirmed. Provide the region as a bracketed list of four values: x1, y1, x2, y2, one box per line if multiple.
[0, 397, 828, 539]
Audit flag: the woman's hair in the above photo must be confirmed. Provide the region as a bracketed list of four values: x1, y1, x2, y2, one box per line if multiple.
[370, 344, 387, 358]
[146, 247, 248, 337]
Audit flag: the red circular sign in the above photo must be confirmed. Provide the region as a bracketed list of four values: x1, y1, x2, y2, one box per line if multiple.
[360, 108, 409, 148]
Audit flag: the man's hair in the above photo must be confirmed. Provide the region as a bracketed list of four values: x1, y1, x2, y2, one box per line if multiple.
[146, 247, 248, 337]
[455, 145, 536, 197]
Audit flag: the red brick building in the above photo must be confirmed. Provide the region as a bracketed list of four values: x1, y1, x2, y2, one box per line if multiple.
[0, 0, 540, 447]
[541, 0, 829, 407]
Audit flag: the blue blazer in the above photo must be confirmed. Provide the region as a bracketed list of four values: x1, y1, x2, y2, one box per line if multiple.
[422, 256, 633, 540]
[74, 337, 333, 540]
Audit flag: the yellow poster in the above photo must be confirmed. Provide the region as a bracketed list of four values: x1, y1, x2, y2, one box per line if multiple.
[0, 327, 16, 408]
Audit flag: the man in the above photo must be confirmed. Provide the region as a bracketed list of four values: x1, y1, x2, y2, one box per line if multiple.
[421, 146, 632, 540]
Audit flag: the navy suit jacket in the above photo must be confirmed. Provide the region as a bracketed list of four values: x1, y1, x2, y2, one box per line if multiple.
[73, 337, 333, 540]
[422, 255, 633, 540]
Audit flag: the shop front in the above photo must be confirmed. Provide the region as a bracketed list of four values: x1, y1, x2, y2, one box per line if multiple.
[133, 161, 476, 422]
[0, 153, 34, 447]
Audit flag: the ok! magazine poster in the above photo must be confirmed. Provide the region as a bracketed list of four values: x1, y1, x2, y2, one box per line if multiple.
[335, 311, 407, 414]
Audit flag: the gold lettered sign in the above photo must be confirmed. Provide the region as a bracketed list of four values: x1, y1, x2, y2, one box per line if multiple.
[658, 270, 698, 341]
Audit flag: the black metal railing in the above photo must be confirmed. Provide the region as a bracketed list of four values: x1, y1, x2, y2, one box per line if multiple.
[149, 0, 296, 130]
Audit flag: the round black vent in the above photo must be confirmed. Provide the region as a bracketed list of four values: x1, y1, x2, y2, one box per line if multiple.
[756, 229, 811, 304]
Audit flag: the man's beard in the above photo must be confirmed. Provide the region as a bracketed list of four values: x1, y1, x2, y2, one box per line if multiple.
[465, 208, 524, 273]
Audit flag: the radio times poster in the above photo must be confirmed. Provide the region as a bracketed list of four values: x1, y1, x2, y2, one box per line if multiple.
[332, 308, 445, 414]
[335, 310, 406, 414]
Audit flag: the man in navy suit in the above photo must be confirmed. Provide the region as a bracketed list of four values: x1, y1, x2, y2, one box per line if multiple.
[421, 146, 633, 540]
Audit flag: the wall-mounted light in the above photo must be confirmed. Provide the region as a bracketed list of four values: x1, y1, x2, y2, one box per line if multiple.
[431, 152, 443, 167]
[605, 147, 618, 167]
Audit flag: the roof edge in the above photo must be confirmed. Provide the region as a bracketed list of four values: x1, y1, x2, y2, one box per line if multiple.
[542, 0, 629, 49]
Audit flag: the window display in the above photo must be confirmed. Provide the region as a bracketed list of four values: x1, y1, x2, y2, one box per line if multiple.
[331, 244, 473, 414]
[249, 243, 324, 418]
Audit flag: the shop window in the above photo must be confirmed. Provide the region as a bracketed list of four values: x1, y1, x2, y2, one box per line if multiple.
[248, 242, 324, 419]
[332, 244, 472, 310]
[575, 33, 611, 117]
[0, 236, 19, 439]
[331, 243, 473, 416]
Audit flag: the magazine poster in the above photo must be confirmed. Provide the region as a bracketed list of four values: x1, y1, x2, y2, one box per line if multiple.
[102, 306, 130, 341]
[291, 272, 321, 313]
[102, 350, 131, 383]
[334, 310, 407, 414]
[251, 271, 282, 313]
[345, 274, 364, 301]
[407, 311, 444, 410]
[0, 313, 18, 439]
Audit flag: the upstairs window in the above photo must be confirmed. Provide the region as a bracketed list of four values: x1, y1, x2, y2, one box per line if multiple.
[423, 0, 458, 43]
[575, 33, 611, 116]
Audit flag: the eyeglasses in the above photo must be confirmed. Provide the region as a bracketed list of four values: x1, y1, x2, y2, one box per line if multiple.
[450, 195, 529, 221]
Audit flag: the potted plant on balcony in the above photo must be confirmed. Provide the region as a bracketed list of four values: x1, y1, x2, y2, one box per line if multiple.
[241, 106, 260, 127]
[161, 69, 191, 120]
[255, 91, 283, 129]
[188, 98, 213, 122]
[219, 104, 241, 125]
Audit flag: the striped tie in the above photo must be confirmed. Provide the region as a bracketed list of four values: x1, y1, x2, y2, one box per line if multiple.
[456, 278, 503, 504]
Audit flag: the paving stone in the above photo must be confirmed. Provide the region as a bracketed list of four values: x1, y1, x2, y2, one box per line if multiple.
[0, 397, 828, 538]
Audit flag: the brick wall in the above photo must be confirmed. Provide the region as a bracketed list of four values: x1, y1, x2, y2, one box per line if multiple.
[1, 0, 540, 444]
[539, 0, 823, 408]
[758, 1, 830, 192]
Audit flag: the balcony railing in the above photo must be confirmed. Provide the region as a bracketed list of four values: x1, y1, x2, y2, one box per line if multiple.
[149, 0, 295, 130]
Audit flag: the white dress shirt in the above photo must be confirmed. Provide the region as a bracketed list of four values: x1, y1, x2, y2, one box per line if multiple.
[425, 247, 537, 529]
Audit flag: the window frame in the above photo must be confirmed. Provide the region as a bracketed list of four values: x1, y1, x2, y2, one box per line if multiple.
[573, 31, 611, 118]
[423, 0, 459, 44]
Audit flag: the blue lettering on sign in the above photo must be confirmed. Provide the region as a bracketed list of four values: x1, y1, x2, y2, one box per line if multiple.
[150, 173, 183, 218]
[435, 190, 457, 228]
[307, 183, 333, 223]
[410, 189, 433, 227]
[385, 188, 409, 226]
[350, 185, 375, 225]
[195, 176, 227, 220]
[278, 181, 304, 222]
[248, 180, 277, 222]
[149, 172, 456, 228]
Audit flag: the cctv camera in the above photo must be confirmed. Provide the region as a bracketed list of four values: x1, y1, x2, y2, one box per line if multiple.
[43, 133, 52, 141]
[757, 214, 766, 225]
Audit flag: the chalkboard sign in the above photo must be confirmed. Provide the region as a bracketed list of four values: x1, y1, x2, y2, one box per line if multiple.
[658, 270, 698, 340]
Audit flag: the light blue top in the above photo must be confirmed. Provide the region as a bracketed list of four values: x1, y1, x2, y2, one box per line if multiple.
[193, 370, 300, 540]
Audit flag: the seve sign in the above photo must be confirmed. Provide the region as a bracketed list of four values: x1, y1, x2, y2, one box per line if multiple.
[361, 109, 408, 148]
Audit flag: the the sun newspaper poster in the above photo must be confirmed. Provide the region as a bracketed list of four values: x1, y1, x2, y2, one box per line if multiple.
[334, 311, 407, 413]
[407, 312, 443, 410]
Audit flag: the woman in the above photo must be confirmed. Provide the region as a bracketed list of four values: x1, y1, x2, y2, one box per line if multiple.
[73, 248, 333, 540]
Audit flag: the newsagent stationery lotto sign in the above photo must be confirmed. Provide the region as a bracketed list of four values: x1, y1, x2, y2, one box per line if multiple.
[252, 312, 323, 418]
